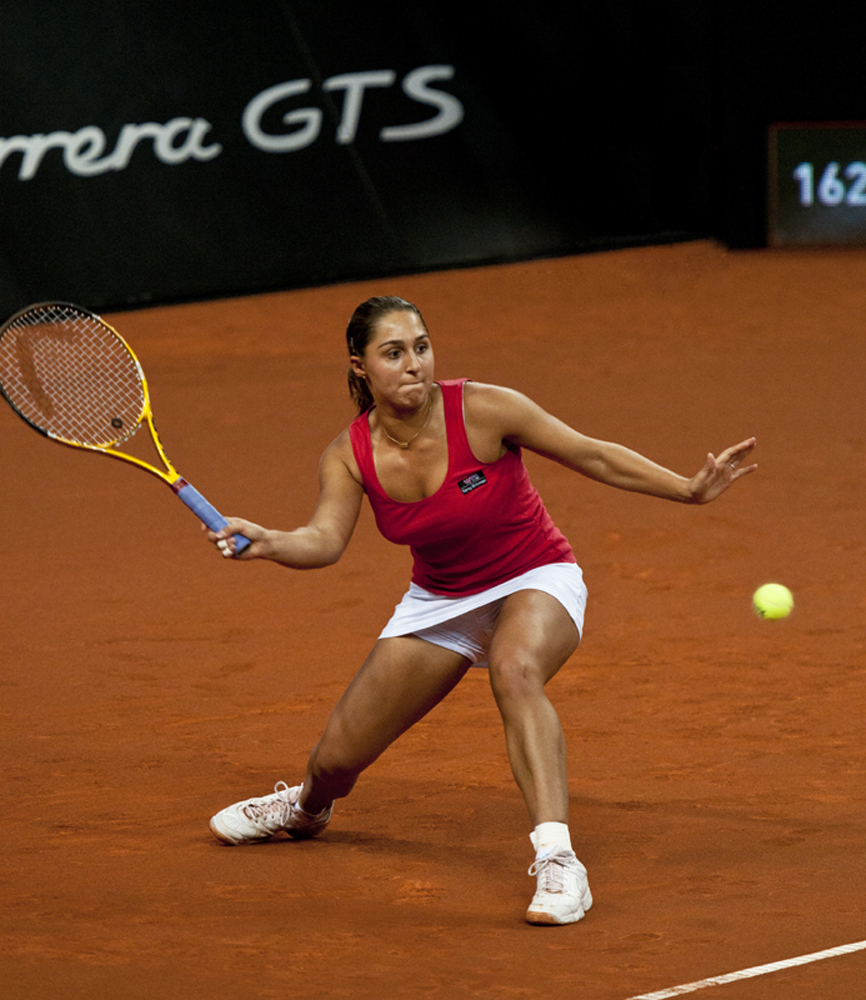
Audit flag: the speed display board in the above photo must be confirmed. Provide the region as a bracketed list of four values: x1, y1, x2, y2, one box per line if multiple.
[769, 122, 866, 245]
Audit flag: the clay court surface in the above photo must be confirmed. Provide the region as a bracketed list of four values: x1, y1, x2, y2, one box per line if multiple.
[2, 241, 864, 998]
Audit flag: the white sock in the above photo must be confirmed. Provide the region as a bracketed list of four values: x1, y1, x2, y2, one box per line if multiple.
[530, 821, 572, 857]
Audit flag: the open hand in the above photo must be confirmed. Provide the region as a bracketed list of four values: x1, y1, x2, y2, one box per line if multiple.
[688, 437, 757, 504]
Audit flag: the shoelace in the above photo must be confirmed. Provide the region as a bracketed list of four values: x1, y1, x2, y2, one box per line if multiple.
[528, 849, 576, 893]
[242, 781, 293, 826]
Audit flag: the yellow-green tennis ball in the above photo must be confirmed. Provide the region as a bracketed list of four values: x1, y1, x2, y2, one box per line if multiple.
[753, 583, 794, 619]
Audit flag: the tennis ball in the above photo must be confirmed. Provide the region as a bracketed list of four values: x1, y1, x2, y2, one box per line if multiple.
[753, 583, 794, 620]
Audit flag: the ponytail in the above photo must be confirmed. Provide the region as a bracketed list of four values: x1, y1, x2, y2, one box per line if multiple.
[347, 367, 375, 414]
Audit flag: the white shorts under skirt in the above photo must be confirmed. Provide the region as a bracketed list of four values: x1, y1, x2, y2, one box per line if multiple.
[378, 562, 587, 668]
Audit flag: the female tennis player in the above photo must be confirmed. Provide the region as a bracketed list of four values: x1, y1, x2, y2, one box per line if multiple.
[207, 295, 756, 925]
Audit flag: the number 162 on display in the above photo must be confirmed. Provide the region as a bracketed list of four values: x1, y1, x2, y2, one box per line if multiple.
[792, 161, 866, 207]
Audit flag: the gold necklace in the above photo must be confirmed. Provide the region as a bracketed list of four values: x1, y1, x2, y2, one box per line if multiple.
[379, 395, 433, 450]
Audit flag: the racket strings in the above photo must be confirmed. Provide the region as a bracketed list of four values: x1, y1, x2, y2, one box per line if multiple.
[0, 305, 145, 446]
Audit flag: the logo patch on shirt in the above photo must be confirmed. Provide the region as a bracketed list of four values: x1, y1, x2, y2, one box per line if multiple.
[458, 470, 488, 494]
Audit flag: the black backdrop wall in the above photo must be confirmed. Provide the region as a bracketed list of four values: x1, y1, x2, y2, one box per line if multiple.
[0, 2, 863, 316]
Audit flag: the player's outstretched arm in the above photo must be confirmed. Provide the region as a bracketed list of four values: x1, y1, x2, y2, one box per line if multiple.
[466, 383, 756, 504]
[554, 433, 757, 504]
[207, 433, 364, 564]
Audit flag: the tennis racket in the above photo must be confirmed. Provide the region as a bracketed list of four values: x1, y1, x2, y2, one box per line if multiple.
[0, 302, 250, 554]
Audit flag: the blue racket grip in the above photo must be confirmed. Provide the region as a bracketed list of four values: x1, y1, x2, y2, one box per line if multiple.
[173, 479, 251, 555]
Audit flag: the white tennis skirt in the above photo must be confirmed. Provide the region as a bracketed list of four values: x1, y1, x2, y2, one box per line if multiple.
[378, 562, 587, 667]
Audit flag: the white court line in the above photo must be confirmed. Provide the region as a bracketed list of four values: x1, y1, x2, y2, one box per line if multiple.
[626, 939, 866, 999]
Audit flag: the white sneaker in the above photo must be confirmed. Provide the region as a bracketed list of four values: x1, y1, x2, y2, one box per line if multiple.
[209, 781, 332, 845]
[526, 848, 593, 925]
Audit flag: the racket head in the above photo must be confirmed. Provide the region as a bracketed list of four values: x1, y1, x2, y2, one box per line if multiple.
[0, 302, 147, 448]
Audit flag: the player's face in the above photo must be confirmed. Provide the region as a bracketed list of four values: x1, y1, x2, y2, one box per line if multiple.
[351, 310, 434, 411]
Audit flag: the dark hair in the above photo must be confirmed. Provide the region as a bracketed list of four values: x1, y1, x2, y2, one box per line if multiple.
[346, 296, 427, 413]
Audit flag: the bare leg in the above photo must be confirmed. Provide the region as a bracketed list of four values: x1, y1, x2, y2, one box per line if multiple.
[486, 590, 580, 826]
[299, 636, 470, 814]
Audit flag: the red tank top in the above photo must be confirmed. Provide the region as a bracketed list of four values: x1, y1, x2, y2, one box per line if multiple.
[349, 379, 575, 596]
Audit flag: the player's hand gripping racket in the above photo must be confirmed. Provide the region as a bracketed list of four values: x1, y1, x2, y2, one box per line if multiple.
[0, 302, 250, 554]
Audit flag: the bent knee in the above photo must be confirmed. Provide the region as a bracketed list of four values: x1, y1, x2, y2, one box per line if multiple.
[488, 654, 550, 703]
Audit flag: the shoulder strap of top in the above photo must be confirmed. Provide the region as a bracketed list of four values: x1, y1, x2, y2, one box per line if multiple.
[438, 378, 475, 465]
[348, 410, 374, 493]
